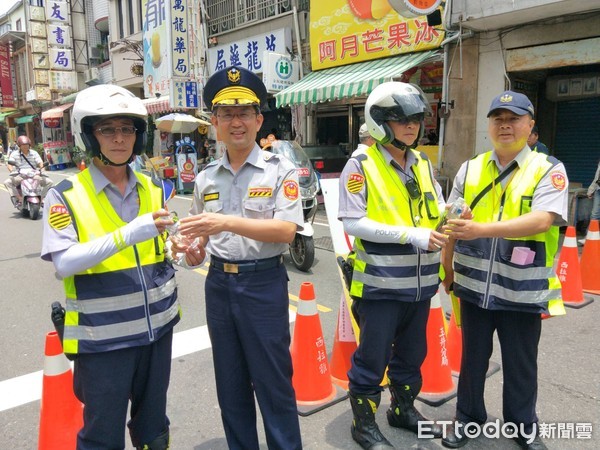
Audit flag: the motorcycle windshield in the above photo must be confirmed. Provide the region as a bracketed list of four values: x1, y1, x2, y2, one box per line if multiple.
[269, 141, 318, 188]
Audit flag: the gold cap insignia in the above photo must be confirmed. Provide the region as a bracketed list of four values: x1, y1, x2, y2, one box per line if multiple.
[500, 94, 513, 103]
[227, 68, 241, 85]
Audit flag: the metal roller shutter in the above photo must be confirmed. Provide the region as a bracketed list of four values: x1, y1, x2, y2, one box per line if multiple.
[554, 98, 600, 186]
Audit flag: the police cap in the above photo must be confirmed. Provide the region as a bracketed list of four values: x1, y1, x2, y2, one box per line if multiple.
[487, 90, 535, 118]
[203, 66, 267, 110]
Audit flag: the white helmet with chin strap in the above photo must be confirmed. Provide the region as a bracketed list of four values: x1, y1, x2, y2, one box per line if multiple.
[71, 84, 148, 165]
[364, 81, 431, 151]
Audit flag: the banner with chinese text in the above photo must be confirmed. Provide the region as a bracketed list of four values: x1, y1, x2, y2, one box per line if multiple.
[309, 0, 444, 70]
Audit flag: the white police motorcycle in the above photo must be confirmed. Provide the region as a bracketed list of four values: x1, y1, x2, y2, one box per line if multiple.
[265, 140, 319, 272]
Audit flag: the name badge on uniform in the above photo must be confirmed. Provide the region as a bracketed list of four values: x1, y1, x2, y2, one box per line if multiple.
[248, 187, 273, 198]
[204, 193, 219, 202]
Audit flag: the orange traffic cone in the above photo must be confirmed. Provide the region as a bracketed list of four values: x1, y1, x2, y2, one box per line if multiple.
[417, 293, 457, 406]
[557, 226, 594, 308]
[329, 293, 357, 390]
[38, 331, 83, 450]
[580, 219, 600, 295]
[290, 282, 347, 416]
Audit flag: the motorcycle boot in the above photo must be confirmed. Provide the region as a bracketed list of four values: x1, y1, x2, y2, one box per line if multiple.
[349, 392, 394, 449]
[387, 382, 443, 438]
[136, 428, 170, 450]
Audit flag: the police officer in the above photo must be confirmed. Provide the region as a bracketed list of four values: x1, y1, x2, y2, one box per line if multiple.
[174, 66, 304, 450]
[527, 125, 550, 155]
[440, 91, 568, 450]
[338, 82, 447, 449]
[41, 84, 181, 450]
[351, 123, 375, 157]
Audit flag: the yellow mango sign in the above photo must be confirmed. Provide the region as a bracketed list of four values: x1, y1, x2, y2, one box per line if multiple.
[310, 0, 445, 70]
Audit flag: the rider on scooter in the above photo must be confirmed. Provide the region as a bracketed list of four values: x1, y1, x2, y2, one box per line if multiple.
[4, 135, 53, 208]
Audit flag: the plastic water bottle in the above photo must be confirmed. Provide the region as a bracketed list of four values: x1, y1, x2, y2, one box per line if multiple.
[167, 212, 199, 263]
[436, 197, 465, 232]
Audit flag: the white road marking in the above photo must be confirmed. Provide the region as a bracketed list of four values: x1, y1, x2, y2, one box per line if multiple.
[0, 311, 296, 413]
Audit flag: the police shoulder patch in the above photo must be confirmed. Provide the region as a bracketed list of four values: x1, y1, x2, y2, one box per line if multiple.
[549, 171, 566, 191]
[346, 173, 365, 193]
[48, 204, 72, 230]
[283, 179, 299, 200]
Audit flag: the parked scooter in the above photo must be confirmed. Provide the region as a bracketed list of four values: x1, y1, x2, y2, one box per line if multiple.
[265, 140, 319, 272]
[7, 159, 49, 220]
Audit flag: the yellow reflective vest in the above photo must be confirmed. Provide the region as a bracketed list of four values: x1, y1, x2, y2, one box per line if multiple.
[349, 146, 441, 301]
[55, 170, 180, 355]
[453, 151, 564, 314]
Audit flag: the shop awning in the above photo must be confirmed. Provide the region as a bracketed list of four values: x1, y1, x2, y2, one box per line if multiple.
[41, 103, 74, 120]
[142, 96, 175, 115]
[0, 111, 18, 123]
[275, 51, 440, 107]
[15, 115, 37, 124]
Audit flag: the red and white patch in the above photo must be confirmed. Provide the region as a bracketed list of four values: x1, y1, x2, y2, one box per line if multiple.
[346, 173, 365, 194]
[297, 167, 310, 178]
[283, 179, 299, 200]
[48, 204, 72, 230]
[550, 171, 566, 191]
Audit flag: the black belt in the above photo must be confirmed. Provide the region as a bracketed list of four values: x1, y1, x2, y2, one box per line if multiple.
[210, 255, 283, 274]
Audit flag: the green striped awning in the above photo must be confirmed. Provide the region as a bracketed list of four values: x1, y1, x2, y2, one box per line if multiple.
[15, 114, 37, 124]
[0, 111, 18, 123]
[275, 51, 440, 107]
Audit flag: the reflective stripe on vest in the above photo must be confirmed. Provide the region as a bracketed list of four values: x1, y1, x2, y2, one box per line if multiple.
[59, 170, 179, 354]
[349, 146, 441, 301]
[454, 151, 562, 311]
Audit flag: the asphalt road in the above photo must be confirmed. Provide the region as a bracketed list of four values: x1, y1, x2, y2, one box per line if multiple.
[0, 164, 598, 449]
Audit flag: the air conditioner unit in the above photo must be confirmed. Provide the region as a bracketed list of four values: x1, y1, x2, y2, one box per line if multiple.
[84, 67, 100, 84]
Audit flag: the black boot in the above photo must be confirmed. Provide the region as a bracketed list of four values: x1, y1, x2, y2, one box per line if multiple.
[386, 382, 443, 438]
[349, 392, 394, 449]
[441, 421, 471, 448]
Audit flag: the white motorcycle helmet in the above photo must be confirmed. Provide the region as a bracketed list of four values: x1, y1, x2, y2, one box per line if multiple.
[364, 81, 432, 150]
[71, 84, 148, 163]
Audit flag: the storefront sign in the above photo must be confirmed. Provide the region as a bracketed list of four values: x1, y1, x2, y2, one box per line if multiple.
[44, 117, 61, 128]
[0, 44, 15, 108]
[49, 48, 74, 70]
[389, 0, 443, 18]
[207, 28, 292, 76]
[49, 70, 77, 92]
[310, 0, 445, 70]
[262, 52, 300, 93]
[170, 79, 199, 109]
[143, 0, 192, 98]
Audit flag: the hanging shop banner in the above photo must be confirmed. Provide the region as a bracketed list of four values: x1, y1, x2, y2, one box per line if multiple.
[310, 0, 445, 70]
[206, 28, 292, 76]
[49, 70, 78, 92]
[143, 0, 191, 98]
[170, 79, 199, 109]
[49, 48, 74, 70]
[262, 52, 300, 93]
[0, 44, 15, 108]
[46, 0, 69, 24]
[47, 23, 72, 46]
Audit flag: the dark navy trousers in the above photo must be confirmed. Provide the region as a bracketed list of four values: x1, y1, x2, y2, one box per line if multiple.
[205, 263, 302, 450]
[348, 298, 431, 395]
[456, 300, 541, 433]
[73, 329, 173, 449]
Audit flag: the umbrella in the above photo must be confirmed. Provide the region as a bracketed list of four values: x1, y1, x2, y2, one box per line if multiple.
[155, 113, 211, 133]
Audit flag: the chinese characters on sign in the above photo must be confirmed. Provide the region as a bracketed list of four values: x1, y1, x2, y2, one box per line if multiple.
[144, 0, 194, 102]
[207, 28, 292, 76]
[0, 44, 15, 108]
[310, 0, 445, 70]
[170, 79, 199, 109]
[262, 52, 300, 93]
